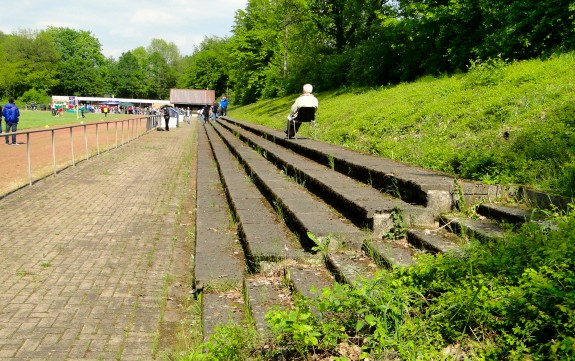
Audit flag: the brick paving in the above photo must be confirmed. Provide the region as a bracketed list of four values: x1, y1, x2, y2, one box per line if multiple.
[0, 123, 196, 360]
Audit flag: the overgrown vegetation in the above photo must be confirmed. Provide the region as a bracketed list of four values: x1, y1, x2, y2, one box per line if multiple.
[185, 206, 575, 360]
[3, 1, 574, 106]
[199, 0, 575, 104]
[229, 54, 575, 197]
[176, 54, 575, 359]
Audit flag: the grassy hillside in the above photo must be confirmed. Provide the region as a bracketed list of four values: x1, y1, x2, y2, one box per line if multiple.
[183, 55, 575, 361]
[229, 53, 575, 197]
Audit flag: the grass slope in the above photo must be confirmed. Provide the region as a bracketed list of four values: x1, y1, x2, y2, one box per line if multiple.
[229, 53, 575, 197]
[186, 55, 575, 360]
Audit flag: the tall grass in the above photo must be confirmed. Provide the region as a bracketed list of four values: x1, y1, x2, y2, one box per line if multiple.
[187, 207, 575, 360]
[182, 55, 575, 360]
[229, 53, 575, 197]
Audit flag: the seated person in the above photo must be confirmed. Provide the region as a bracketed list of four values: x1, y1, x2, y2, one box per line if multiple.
[285, 83, 318, 138]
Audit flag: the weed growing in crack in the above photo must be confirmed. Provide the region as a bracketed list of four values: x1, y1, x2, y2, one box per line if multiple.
[327, 154, 335, 170]
[383, 208, 407, 240]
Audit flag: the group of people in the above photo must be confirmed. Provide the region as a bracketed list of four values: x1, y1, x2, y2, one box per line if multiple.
[158, 86, 316, 139]
[0, 98, 20, 145]
[24, 102, 37, 111]
[154, 96, 231, 125]
[191, 86, 317, 139]
[0, 85, 315, 146]
[197, 96, 229, 122]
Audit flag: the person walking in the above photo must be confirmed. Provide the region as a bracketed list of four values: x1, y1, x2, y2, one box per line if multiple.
[3, 98, 20, 145]
[219, 96, 229, 116]
[210, 103, 217, 121]
[163, 107, 171, 131]
[203, 104, 211, 123]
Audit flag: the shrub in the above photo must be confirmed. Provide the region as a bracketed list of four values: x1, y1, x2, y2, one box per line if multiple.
[258, 210, 575, 360]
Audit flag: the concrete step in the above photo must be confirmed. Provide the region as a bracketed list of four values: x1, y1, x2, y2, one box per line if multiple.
[517, 187, 574, 211]
[202, 291, 246, 341]
[477, 203, 560, 232]
[204, 124, 307, 271]
[440, 214, 506, 242]
[286, 263, 334, 299]
[195, 125, 245, 294]
[476, 203, 539, 224]
[286, 262, 335, 317]
[197, 116, 572, 346]
[207, 121, 368, 251]
[325, 252, 379, 286]
[407, 228, 461, 254]
[216, 120, 434, 237]
[219, 118, 500, 215]
[244, 276, 292, 335]
[363, 239, 416, 268]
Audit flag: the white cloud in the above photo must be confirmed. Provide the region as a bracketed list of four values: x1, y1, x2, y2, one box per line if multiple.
[0, 0, 247, 58]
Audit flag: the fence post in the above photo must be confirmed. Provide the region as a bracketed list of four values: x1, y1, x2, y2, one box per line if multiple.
[70, 127, 75, 166]
[52, 130, 57, 176]
[84, 124, 89, 160]
[27, 133, 32, 186]
[96, 123, 100, 155]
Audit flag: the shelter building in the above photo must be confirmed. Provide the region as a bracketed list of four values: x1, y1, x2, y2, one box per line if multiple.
[169, 89, 215, 108]
[51, 96, 170, 108]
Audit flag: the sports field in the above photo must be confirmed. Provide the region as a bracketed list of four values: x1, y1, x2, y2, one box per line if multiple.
[0, 112, 152, 196]
[4, 109, 133, 130]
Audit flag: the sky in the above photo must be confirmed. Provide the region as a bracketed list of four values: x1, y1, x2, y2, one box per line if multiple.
[0, 0, 248, 59]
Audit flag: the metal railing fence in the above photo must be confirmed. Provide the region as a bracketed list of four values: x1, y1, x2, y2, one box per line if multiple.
[2, 115, 159, 191]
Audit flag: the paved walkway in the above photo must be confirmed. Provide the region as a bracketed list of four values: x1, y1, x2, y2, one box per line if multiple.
[0, 123, 196, 360]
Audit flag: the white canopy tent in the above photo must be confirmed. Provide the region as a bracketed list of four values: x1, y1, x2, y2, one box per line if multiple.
[51, 96, 170, 106]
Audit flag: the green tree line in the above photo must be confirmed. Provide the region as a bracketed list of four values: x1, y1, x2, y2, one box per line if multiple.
[210, 0, 575, 105]
[221, 0, 575, 104]
[1, 0, 574, 105]
[0, 27, 182, 103]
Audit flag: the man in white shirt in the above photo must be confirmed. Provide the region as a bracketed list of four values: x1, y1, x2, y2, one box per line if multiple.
[285, 83, 318, 138]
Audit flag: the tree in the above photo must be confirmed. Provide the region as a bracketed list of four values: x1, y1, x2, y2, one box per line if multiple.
[0, 30, 60, 98]
[229, 0, 286, 104]
[141, 40, 180, 99]
[145, 51, 174, 99]
[110, 51, 145, 98]
[45, 27, 106, 96]
[146, 38, 181, 67]
[178, 36, 231, 97]
[476, 0, 575, 60]
[307, 0, 387, 51]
